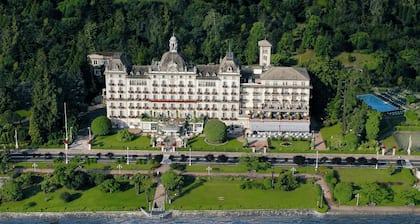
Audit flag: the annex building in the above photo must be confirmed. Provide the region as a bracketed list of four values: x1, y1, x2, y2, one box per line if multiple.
[88, 35, 311, 134]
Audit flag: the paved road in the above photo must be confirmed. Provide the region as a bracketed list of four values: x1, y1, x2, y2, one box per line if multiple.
[16, 148, 420, 161]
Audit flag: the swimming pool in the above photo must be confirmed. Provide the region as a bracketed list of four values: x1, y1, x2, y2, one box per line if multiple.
[357, 94, 398, 112]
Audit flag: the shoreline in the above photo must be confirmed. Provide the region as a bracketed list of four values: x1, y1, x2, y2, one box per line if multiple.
[1, 207, 419, 219]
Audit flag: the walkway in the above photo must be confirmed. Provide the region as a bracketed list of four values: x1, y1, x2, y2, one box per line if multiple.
[151, 164, 171, 211]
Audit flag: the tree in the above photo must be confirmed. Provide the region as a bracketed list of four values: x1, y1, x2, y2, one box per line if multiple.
[334, 182, 353, 203]
[0, 180, 23, 202]
[117, 128, 134, 142]
[345, 157, 356, 165]
[359, 183, 394, 205]
[277, 171, 299, 191]
[100, 178, 121, 193]
[365, 110, 382, 141]
[130, 173, 147, 195]
[301, 15, 320, 49]
[349, 32, 372, 50]
[399, 188, 420, 205]
[161, 170, 183, 192]
[314, 35, 332, 57]
[293, 155, 306, 166]
[0, 149, 10, 173]
[91, 116, 112, 136]
[29, 50, 58, 145]
[203, 119, 227, 144]
[245, 22, 266, 65]
[41, 175, 59, 194]
[239, 156, 271, 171]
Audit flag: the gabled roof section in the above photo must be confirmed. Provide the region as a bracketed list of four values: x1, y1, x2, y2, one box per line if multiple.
[260, 67, 310, 80]
[258, 39, 272, 47]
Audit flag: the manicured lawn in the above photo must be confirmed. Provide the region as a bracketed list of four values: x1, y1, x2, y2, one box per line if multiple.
[12, 162, 156, 171]
[168, 177, 319, 210]
[0, 183, 152, 212]
[184, 165, 318, 174]
[185, 164, 248, 173]
[320, 124, 343, 149]
[185, 137, 248, 152]
[336, 167, 416, 185]
[93, 134, 155, 150]
[270, 140, 311, 153]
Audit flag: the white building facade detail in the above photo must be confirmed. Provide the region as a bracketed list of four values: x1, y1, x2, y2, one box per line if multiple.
[89, 35, 311, 133]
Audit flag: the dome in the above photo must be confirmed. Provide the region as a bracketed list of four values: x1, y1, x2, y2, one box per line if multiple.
[159, 52, 186, 72]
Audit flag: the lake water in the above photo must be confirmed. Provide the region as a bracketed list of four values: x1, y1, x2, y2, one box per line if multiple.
[0, 214, 418, 224]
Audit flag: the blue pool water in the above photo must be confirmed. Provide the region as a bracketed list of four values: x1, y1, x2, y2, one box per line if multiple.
[357, 94, 398, 112]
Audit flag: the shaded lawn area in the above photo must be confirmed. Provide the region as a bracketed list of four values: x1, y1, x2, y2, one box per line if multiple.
[334, 52, 378, 70]
[184, 165, 318, 174]
[336, 167, 416, 185]
[12, 162, 155, 171]
[185, 136, 248, 152]
[168, 177, 319, 210]
[335, 168, 418, 206]
[320, 124, 343, 149]
[0, 183, 152, 212]
[93, 134, 155, 150]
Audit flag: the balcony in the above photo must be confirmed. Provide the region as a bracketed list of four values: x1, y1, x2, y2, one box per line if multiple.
[231, 92, 237, 95]
[212, 107, 218, 111]
[187, 91, 194, 94]
[152, 84, 158, 87]
[231, 85, 238, 88]
[204, 92, 210, 95]
[179, 84, 185, 87]
[118, 83, 124, 86]
[222, 108, 228, 111]
[118, 106, 125, 109]
[152, 91, 158, 94]
[118, 90, 124, 93]
[143, 91, 149, 94]
[222, 85, 228, 88]
[223, 92, 229, 95]
[212, 92, 218, 95]
[161, 84, 167, 87]
[197, 92, 203, 95]
[128, 90, 135, 93]
[109, 83, 115, 86]
[179, 91, 185, 94]
[109, 90, 116, 93]
[188, 84, 194, 87]
[161, 91, 167, 94]
[110, 106, 117, 109]
[168, 84, 176, 87]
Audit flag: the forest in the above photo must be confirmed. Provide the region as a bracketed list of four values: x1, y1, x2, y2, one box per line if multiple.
[0, 0, 419, 147]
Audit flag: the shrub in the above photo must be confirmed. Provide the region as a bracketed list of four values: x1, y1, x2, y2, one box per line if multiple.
[203, 119, 227, 144]
[91, 116, 112, 136]
[60, 191, 72, 202]
[117, 129, 134, 142]
[170, 163, 186, 171]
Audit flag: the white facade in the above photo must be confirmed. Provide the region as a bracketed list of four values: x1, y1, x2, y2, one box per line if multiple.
[89, 36, 311, 133]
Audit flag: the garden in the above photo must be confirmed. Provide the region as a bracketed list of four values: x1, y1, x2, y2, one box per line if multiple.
[166, 176, 320, 210]
[324, 167, 420, 206]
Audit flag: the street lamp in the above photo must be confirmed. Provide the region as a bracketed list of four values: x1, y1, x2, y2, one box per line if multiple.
[189, 147, 192, 166]
[117, 164, 123, 174]
[375, 150, 379, 169]
[290, 167, 296, 175]
[206, 166, 212, 176]
[315, 149, 319, 171]
[64, 102, 69, 164]
[32, 162, 38, 172]
[88, 127, 92, 151]
[126, 147, 129, 165]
